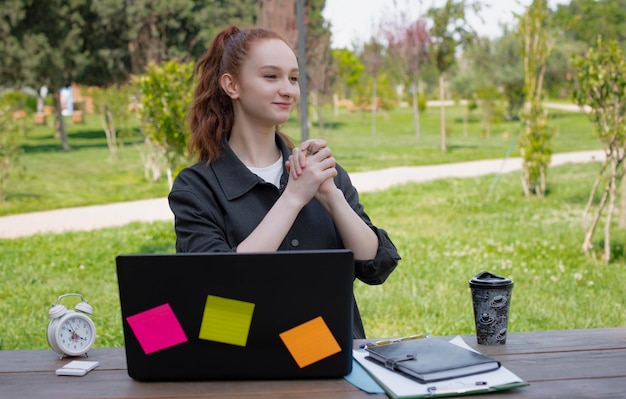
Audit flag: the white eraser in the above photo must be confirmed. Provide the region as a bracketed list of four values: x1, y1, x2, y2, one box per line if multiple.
[56, 360, 100, 377]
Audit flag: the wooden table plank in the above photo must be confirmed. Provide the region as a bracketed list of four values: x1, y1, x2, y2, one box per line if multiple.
[463, 328, 626, 356]
[0, 370, 372, 399]
[495, 349, 626, 381]
[1, 328, 624, 399]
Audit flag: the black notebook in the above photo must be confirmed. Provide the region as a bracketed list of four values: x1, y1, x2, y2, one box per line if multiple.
[365, 337, 500, 383]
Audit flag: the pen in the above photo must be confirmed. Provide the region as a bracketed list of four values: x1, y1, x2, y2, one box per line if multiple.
[363, 333, 429, 349]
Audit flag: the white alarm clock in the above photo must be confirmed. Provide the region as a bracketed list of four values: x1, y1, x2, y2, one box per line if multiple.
[47, 293, 96, 358]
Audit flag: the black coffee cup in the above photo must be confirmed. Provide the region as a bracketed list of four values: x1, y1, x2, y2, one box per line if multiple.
[469, 271, 514, 345]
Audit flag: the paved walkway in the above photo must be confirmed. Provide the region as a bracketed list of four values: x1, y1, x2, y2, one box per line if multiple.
[0, 150, 604, 239]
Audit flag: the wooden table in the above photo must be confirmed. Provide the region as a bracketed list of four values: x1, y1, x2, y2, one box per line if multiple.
[1, 328, 624, 398]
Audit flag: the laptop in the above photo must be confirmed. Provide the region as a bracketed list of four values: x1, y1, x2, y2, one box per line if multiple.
[115, 250, 354, 381]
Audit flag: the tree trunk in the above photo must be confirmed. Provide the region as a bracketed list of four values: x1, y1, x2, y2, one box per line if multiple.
[603, 157, 618, 263]
[583, 157, 609, 222]
[411, 82, 420, 139]
[619, 174, 626, 228]
[371, 78, 377, 136]
[53, 91, 70, 151]
[439, 74, 446, 151]
[582, 183, 609, 254]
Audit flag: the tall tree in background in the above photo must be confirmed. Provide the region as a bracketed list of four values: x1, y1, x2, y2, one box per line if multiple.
[257, 0, 297, 45]
[0, 1, 259, 151]
[384, 18, 430, 139]
[573, 38, 626, 263]
[517, 0, 554, 198]
[303, 0, 332, 131]
[426, 0, 476, 151]
[0, 0, 92, 150]
[124, 0, 212, 74]
[361, 38, 384, 136]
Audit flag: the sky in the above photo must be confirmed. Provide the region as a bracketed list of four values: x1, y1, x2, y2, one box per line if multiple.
[322, 0, 569, 49]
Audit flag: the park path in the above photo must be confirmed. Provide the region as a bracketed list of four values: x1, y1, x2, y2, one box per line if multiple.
[0, 149, 604, 239]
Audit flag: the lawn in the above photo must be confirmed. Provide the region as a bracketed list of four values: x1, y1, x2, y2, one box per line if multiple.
[1, 162, 624, 350]
[1, 104, 623, 351]
[1, 104, 600, 216]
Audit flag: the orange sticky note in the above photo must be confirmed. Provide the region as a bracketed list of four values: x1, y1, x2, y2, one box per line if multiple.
[279, 316, 341, 368]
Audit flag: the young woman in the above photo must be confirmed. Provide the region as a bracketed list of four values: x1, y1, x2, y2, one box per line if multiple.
[168, 26, 400, 338]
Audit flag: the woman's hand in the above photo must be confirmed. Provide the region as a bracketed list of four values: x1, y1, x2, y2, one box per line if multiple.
[286, 139, 328, 179]
[284, 143, 339, 214]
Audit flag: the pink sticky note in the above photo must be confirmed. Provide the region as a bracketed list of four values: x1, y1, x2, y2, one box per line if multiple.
[126, 303, 188, 354]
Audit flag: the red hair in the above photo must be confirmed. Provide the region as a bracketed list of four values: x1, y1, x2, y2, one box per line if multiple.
[188, 26, 295, 163]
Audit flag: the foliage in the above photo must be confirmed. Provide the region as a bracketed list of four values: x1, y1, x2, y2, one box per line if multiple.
[359, 37, 386, 136]
[0, 103, 28, 202]
[134, 60, 195, 187]
[2, 163, 626, 350]
[124, 1, 208, 73]
[491, 30, 525, 120]
[91, 85, 134, 159]
[426, 0, 476, 151]
[383, 17, 430, 139]
[572, 37, 626, 263]
[332, 49, 364, 96]
[0, 89, 38, 114]
[553, 0, 626, 49]
[517, 0, 555, 198]
[0, 0, 96, 150]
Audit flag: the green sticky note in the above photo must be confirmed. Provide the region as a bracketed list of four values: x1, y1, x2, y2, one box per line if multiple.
[199, 295, 255, 346]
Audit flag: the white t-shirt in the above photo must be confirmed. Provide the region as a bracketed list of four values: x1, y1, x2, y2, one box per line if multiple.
[248, 155, 283, 188]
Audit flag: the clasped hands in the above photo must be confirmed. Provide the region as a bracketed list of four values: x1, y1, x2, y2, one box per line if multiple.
[284, 139, 338, 205]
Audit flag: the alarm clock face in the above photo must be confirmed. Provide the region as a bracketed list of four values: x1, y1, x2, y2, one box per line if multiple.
[56, 314, 96, 356]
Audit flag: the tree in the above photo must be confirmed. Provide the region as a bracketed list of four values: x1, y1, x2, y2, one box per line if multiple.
[553, 0, 626, 49]
[332, 48, 364, 100]
[492, 29, 525, 121]
[91, 84, 133, 159]
[134, 60, 195, 188]
[384, 18, 430, 139]
[517, 0, 555, 198]
[360, 37, 385, 136]
[457, 37, 503, 137]
[0, 0, 94, 150]
[573, 38, 626, 263]
[301, 0, 332, 133]
[0, 95, 29, 202]
[426, 0, 476, 151]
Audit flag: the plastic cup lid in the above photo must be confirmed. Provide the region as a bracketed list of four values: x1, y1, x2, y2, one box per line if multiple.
[469, 271, 513, 288]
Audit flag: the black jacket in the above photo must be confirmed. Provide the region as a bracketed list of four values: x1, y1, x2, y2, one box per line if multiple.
[168, 135, 401, 338]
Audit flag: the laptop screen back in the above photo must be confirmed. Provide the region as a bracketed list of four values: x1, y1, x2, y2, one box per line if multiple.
[115, 250, 354, 381]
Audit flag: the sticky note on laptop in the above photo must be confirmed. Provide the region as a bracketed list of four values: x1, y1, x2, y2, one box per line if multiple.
[279, 316, 341, 368]
[126, 303, 188, 354]
[199, 295, 255, 346]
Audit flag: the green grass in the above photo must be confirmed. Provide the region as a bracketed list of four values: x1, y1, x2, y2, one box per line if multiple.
[1, 162, 625, 350]
[1, 104, 622, 350]
[4, 114, 167, 216]
[1, 105, 599, 216]
[358, 162, 626, 338]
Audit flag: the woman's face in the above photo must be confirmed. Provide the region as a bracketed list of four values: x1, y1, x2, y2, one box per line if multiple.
[228, 39, 300, 129]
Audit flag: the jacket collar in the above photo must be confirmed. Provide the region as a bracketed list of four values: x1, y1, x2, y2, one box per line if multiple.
[212, 134, 291, 200]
